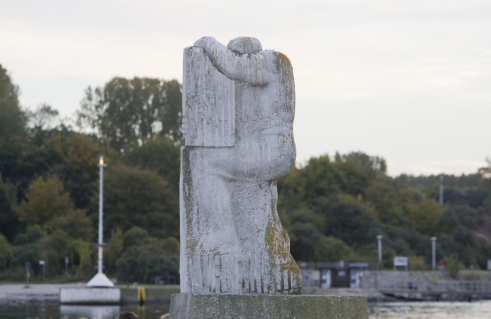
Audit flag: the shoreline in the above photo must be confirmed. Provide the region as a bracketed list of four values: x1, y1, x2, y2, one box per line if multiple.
[0, 284, 391, 304]
[4, 284, 489, 304]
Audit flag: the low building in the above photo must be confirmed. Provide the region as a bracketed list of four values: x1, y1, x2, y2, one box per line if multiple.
[298, 262, 371, 289]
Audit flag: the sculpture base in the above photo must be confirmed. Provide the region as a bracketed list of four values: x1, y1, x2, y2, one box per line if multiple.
[169, 294, 368, 319]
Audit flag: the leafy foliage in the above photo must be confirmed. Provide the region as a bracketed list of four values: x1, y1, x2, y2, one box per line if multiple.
[0, 233, 13, 269]
[0, 64, 26, 139]
[116, 239, 179, 284]
[103, 165, 179, 238]
[279, 151, 491, 271]
[77, 78, 182, 153]
[14, 176, 73, 228]
[446, 256, 461, 279]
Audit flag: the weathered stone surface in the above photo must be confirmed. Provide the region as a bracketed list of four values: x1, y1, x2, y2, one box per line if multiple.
[180, 37, 300, 295]
[169, 294, 369, 319]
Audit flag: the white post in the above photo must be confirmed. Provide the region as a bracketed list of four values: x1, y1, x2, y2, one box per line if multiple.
[377, 235, 383, 262]
[97, 156, 107, 274]
[431, 237, 437, 270]
[86, 156, 113, 287]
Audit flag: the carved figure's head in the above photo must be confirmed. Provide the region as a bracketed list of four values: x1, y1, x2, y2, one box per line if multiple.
[227, 37, 262, 54]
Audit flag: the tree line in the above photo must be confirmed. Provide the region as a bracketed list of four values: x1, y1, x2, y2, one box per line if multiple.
[0, 63, 490, 283]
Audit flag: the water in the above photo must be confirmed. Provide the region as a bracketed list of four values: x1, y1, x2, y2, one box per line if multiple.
[2, 301, 491, 318]
[0, 301, 169, 319]
[369, 301, 491, 319]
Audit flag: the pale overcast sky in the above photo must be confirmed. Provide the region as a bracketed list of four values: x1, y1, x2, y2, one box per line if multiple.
[1, 0, 490, 176]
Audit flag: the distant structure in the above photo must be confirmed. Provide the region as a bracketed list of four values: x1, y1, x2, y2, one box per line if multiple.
[431, 237, 437, 270]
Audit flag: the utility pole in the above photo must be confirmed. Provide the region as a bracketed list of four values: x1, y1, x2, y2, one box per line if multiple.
[439, 175, 444, 205]
[377, 235, 383, 262]
[431, 237, 437, 270]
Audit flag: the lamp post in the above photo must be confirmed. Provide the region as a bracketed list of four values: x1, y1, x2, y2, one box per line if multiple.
[86, 156, 114, 287]
[377, 235, 383, 263]
[39, 260, 45, 281]
[431, 237, 437, 270]
[97, 156, 106, 275]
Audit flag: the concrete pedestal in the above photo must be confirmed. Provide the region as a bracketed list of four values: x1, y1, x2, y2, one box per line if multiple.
[169, 294, 368, 319]
[60, 288, 120, 304]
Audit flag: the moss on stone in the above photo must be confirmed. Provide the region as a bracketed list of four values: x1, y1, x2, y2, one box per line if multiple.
[169, 294, 369, 319]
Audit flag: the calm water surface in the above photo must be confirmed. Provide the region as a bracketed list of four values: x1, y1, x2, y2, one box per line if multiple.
[369, 301, 491, 319]
[2, 301, 491, 319]
[0, 301, 169, 319]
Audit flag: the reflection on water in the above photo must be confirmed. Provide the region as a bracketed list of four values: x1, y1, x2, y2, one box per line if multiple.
[0, 301, 170, 319]
[369, 301, 491, 319]
[2, 300, 491, 319]
[60, 305, 121, 319]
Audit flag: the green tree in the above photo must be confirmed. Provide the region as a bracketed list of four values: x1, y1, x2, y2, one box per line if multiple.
[77, 77, 182, 153]
[43, 132, 106, 208]
[285, 207, 323, 230]
[316, 236, 356, 262]
[37, 229, 93, 276]
[51, 209, 93, 241]
[0, 175, 18, 240]
[71, 239, 92, 275]
[365, 178, 405, 226]
[0, 64, 26, 139]
[0, 233, 13, 269]
[405, 200, 443, 236]
[162, 237, 180, 255]
[336, 151, 387, 177]
[122, 226, 150, 251]
[11, 225, 45, 275]
[289, 223, 322, 261]
[103, 166, 179, 238]
[105, 227, 124, 273]
[280, 156, 342, 204]
[38, 229, 73, 276]
[318, 194, 377, 247]
[125, 137, 181, 189]
[445, 256, 461, 279]
[30, 104, 58, 129]
[116, 240, 179, 284]
[14, 224, 46, 245]
[14, 176, 73, 228]
[0, 65, 33, 239]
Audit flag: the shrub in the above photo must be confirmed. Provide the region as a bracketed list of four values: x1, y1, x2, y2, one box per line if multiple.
[446, 256, 461, 279]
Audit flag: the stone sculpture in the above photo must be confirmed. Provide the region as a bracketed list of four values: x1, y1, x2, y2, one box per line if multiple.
[180, 36, 301, 295]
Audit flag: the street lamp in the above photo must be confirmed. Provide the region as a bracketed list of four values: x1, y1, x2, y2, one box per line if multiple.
[431, 237, 437, 270]
[87, 156, 114, 287]
[377, 235, 383, 262]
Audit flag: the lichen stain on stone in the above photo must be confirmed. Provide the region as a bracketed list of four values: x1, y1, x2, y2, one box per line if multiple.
[273, 52, 291, 71]
[264, 220, 301, 294]
[182, 148, 198, 254]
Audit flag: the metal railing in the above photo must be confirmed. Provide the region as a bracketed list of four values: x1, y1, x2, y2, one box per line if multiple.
[380, 280, 491, 293]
